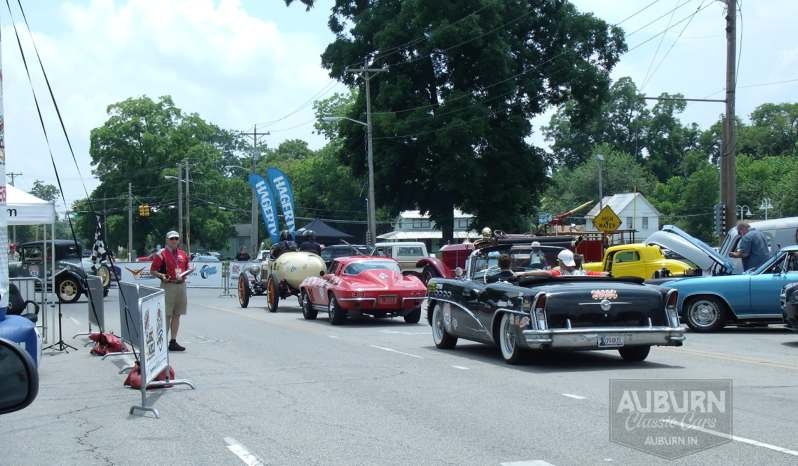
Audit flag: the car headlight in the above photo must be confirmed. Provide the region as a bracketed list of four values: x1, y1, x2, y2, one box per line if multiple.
[249, 265, 261, 275]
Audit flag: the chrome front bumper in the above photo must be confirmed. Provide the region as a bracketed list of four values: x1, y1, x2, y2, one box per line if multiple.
[521, 326, 685, 350]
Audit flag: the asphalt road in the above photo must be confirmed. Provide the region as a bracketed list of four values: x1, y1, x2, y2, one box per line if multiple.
[2, 287, 797, 465]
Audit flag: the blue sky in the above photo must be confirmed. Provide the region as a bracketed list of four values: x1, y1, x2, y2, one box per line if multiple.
[2, 0, 796, 212]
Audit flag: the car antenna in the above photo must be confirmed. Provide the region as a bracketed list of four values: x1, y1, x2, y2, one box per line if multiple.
[339, 239, 368, 256]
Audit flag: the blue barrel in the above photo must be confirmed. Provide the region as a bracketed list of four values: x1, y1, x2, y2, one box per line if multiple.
[0, 315, 41, 366]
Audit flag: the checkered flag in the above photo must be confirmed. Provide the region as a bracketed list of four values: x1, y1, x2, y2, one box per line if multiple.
[90, 216, 106, 273]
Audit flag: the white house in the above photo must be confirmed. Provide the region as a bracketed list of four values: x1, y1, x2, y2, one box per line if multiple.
[584, 193, 660, 241]
[377, 209, 480, 252]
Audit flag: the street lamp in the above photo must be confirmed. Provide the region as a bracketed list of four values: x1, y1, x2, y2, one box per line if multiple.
[595, 154, 605, 212]
[736, 204, 753, 221]
[759, 198, 773, 220]
[323, 115, 376, 246]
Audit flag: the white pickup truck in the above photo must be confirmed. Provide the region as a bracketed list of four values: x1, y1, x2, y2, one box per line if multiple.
[370, 242, 429, 275]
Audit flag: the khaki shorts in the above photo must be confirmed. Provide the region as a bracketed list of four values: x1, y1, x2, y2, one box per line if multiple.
[161, 282, 188, 316]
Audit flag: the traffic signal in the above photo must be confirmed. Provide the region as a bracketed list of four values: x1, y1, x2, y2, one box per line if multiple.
[138, 205, 146, 217]
[72, 205, 78, 217]
[720, 203, 726, 229]
[714, 203, 722, 235]
[143, 204, 150, 216]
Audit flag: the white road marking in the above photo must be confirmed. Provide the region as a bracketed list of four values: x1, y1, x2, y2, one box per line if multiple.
[501, 461, 555, 466]
[562, 393, 586, 400]
[369, 345, 423, 358]
[453, 366, 470, 370]
[69, 317, 80, 325]
[674, 421, 798, 456]
[225, 437, 266, 466]
[329, 335, 339, 338]
[379, 330, 428, 335]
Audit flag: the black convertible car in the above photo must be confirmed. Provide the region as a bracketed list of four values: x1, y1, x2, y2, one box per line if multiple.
[426, 240, 685, 364]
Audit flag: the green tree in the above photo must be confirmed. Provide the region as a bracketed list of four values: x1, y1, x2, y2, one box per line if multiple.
[543, 77, 651, 167]
[644, 95, 700, 182]
[80, 95, 242, 254]
[541, 144, 658, 221]
[291, 0, 625, 242]
[29, 180, 60, 203]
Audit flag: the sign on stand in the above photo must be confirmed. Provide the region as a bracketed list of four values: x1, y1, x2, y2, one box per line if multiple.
[128, 283, 196, 419]
[592, 205, 622, 231]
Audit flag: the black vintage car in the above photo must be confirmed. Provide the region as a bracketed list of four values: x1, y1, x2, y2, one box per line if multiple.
[426, 241, 685, 364]
[8, 240, 111, 303]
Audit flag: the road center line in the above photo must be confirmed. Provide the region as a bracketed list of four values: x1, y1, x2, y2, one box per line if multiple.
[673, 422, 798, 456]
[660, 347, 798, 372]
[369, 345, 423, 358]
[562, 393, 586, 400]
[224, 437, 267, 466]
[453, 366, 470, 370]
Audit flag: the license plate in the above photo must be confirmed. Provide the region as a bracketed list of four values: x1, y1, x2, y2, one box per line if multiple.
[598, 334, 624, 348]
[378, 295, 397, 305]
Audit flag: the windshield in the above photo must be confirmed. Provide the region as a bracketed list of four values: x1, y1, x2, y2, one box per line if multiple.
[471, 247, 560, 280]
[342, 260, 401, 276]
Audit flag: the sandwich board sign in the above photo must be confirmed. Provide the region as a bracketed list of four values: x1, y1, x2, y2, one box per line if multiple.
[593, 205, 621, 231]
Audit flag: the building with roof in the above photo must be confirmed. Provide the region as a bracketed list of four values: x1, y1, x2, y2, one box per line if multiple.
[377, 209, 480, 252]
[584, 193, 660, 242]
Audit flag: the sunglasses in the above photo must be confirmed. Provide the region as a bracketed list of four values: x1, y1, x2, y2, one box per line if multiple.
[168, 237, 180, 241]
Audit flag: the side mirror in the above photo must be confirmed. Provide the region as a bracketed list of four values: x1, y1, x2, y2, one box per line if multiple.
[0, 338, 39, 415]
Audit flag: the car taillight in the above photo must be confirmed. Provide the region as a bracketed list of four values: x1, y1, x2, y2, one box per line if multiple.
[665, 290, 679, 327]
[533, 293, 547, 330]
[352, 292, 358, 297]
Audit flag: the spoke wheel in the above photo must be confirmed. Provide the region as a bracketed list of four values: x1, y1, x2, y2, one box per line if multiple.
[57, 277, 81, 304]
[431, 304, 457, 349]
[238, 275, 250, 308]
[685, 296, 726, 332]
[301, 290, 317, 320]
[421, 266, 439, 286]
[499, 313, 528, 365]
[96, 265, 111, 287]
[267, 276, 279, 313]
[619, 345, 651, 362]
[328, 294, 346, 325]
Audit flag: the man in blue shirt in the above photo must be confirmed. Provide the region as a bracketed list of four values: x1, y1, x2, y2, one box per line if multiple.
[730, 222, 769, 271]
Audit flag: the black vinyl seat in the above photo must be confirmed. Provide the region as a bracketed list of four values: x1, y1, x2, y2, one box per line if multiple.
[6, 283, 40, 323]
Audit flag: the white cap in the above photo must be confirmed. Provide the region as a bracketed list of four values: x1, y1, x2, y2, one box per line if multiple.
[166, 231, 180, 239]
[557, 249, 576, 267]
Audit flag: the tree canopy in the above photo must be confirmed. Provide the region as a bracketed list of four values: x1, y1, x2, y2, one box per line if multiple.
[290, 0, 626, 241]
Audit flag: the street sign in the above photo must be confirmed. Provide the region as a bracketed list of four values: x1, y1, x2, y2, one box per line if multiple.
[538, 214, 552, 225]
[592, 205, 621, 231]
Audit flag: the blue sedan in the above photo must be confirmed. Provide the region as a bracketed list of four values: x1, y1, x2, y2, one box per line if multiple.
[656, 245, 798, 332]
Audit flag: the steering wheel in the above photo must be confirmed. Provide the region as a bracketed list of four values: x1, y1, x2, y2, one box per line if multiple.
[484, 265, 501, 284]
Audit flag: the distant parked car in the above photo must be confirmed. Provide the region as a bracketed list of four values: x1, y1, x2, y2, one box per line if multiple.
[319, 244, 370, 266]
[192, 255, 220, 262]
[136, 252, 157, 262]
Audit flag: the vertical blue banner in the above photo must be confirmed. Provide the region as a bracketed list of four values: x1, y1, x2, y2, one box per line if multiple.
[249, 174, 279, 244]
[266, 168, 296, 234]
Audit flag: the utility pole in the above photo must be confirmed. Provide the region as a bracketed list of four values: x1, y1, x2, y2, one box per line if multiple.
[178, 161, 183, 249]
[720, 0, 737, 242]
[347, 58, 386, 246]
[128, 183, 132, 261]
[241, 126, 269, 251]
[186, 163, 192, 256]
[7, 172, 21, 244]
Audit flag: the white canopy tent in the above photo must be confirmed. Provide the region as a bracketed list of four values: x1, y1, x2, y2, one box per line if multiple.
[6, 184, 56, 342]
[7, 185, 56, 225]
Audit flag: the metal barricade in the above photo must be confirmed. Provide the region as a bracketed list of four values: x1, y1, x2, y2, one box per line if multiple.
[10, 277, 47, 343]
[218, 261, 235, 297]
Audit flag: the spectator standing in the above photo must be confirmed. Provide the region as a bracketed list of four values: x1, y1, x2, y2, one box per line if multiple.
[8, 243, 19, 262]
[235, 246, 251, 261]
[150, 230, 191, 351]
[730, 221, 770, 271]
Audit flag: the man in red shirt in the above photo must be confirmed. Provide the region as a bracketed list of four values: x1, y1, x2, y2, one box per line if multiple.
[150, 230, 192, 351]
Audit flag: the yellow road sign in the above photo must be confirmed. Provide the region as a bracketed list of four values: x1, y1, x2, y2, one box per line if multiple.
[593, 205, 621, 231]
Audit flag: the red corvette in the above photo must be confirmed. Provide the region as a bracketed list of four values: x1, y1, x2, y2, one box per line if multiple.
[299, 256, 427, 325]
